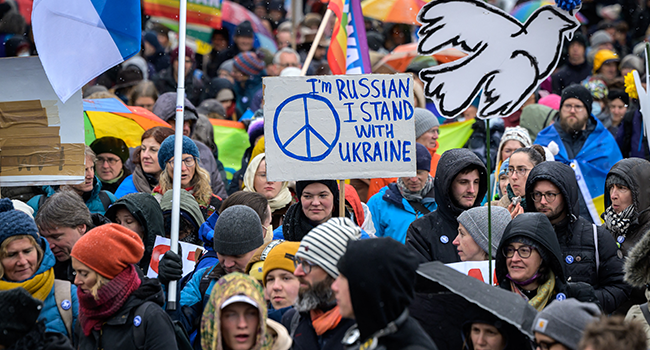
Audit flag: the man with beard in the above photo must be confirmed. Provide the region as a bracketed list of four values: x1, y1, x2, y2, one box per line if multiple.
[525, 161, 629, 314]
[282, 217, 361, 350]
[535, 84, 622, 224]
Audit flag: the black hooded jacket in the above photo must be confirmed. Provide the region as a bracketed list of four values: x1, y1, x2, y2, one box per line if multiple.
[337, 238, 438, 350]
[525, 162, 630, 313]
[406, 148, 488, 264]
[105, 193, 165, 272]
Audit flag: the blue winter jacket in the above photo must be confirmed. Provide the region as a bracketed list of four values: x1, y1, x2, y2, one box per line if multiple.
[367, 183, 437, 244]
[113, 174, 137, 199]
[272, 225, 371, 240]
[27, 176, 117, 215]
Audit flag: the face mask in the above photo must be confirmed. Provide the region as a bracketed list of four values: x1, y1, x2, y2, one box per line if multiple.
[591, 102, 601, 116]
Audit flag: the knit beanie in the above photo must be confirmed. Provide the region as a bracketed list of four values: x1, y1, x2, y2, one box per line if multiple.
[160, 189, 205, 229]
[213, 205, 264, 256]
[416, 143, 432, 172]
[90, 136, 129, 163]
[500, 126, 532, 149]
[235, 21, 254, 37]
[457, 206, 511, 258]
[295, 217, 361, 278]
[532, 298, 601, 350]
[70, 223, 144, 279]
[0, 288, 43, 347]
[605, 173, 629, 192]
[248, 117, 265, 146]
[0, 198, 40, 246]
[607, 89, 629, 106]
[414, 107, 440, 139]
[157, 135, 201, 170]
[582, 77, 608, 100]
[589, 30, 612, 48]
[234, 52, 265, 77]
[262, 241, 300, 285]
[561, 84, 593, 116]
[170, 45, 195, 64]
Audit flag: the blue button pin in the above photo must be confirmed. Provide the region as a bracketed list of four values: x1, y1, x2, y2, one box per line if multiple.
[617, 236, 625, 244]
[556, 293, 566, 301]
[60, 300, 71, 310]
[565, 255, 574, 264]
[440, 235, 449, 244]
[134, 316, 142, 327]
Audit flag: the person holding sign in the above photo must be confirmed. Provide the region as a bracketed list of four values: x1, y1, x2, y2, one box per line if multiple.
[367, 143, 437, 244]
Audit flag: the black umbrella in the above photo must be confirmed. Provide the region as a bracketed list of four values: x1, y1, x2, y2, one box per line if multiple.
[417, 261, 537, 339]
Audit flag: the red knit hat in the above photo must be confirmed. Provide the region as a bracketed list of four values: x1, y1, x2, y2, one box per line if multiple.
[71, 223, 144, 279]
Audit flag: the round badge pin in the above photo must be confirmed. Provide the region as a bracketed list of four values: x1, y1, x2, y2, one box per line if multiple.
[134, 315, 142, 327]
[617, 235, 625, 244]
[556, 293, 566, 301]
[60, 300, 71, 311]
[440, 235, 449, 244]
[565, 255, 574, 264]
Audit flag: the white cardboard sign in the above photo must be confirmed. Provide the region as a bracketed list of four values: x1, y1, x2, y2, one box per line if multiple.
[263, 74, 416, 181]
[417, 0, 580, 119]
[446, 260, 498, 286]
[147, 236, 205, 278]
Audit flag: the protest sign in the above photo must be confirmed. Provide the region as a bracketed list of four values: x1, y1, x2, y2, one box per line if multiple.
[446, 260, 498, 286]
[263, 74, 416, 181]
[0, 57, 85, 187]
[147, 236, 205, 278]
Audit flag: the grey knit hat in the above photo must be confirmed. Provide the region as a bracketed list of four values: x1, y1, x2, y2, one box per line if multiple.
[500, 126, 532, 149]
[414, 108, 439, 139]
[296, 217, 362, 278]
[605, 173, 628, 191]
[457, 206, 511, 258]
[213, 205, 264, 255]
[532, 298, 601, 350]
[590, 30, 612, 48]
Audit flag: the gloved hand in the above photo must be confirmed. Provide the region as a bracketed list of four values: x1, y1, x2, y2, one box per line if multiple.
[158, 251, 183, 285]
[563, 281, 601, 309]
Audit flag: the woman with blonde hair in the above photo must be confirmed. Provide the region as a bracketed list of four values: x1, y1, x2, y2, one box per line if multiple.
[243, 153, 293, 229]
[154, 135, 223, 219]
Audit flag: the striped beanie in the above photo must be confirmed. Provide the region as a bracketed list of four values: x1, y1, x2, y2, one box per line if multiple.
[233, 52, 265, 77]
[295, 217, 362, 278]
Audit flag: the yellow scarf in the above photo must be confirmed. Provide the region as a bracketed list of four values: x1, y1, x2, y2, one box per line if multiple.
[510, 271, 555, 311]
[0, 267, 55, 301]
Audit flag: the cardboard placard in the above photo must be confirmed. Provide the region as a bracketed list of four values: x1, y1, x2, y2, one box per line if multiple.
[147, 236, 205, 278]
[263, 74, 416, 181]
[446, 260, 498, 286]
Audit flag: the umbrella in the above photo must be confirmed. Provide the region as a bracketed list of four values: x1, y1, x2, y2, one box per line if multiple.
[374, 43, 467, 72]
[84, 98, 171, 148]
[222, 1, 278, 54]
[361, 0, 430, 25]
[510, 1, 588, 24]
[417, 261, 537, 338]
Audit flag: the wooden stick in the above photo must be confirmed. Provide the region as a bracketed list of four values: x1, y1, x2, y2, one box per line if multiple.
[301, 8, 333, 76]
[339, 179, 346, 217]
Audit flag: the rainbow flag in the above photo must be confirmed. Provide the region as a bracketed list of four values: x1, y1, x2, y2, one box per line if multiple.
[437, 119, 475, 154]
[209, 119, 250, 180]
[327, 0, 371, 75]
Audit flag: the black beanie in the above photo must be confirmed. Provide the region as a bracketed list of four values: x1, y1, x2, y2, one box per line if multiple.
[416, 143, 432, 172]
[607, 89, 629, 106]
[296, 180, 341, 215]
[560, 84, 593, 116]
[235, 21, 254, 37]
[0, 288, 43, 347]
[90, 136, 129, 163]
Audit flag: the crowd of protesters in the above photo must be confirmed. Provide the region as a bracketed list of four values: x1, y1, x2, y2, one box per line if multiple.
[6, 0, 650, 349]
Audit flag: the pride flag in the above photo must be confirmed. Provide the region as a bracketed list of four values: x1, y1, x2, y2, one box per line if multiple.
[327, 0, 372, 75]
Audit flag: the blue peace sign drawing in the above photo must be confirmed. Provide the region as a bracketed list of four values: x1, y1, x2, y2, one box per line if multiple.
[273, 93, 341, 162]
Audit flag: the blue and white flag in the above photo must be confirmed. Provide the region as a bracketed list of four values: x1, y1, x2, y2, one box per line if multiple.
[32, 0, 141, 102]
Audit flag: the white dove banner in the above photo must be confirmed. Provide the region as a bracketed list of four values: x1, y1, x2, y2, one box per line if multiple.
[417, 0, 580, 119]
[263, 74, 416, 181]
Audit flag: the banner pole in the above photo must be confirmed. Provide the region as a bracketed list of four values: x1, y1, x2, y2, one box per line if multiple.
[300, 9, 333, 76]
[339, 180, 346, 218]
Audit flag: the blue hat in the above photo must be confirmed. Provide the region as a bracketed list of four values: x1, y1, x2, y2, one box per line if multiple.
[0, 198, 40, 246]
[158, 135, 200, 170]
[416, 143, 432, 172]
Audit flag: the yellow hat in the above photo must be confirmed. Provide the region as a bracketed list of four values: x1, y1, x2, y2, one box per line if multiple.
[262, 241, 300, 286]
[248, 260, 265, 281]
[593, 49, 619, 74]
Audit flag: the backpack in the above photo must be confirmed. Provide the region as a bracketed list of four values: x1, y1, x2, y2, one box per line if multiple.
[54, 279, 73, 339]
[132, 301, 193, 350]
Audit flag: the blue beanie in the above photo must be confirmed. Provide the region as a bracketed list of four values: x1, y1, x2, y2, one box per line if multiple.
[0, 198, 40, 246]
[157, 135, 200, 170]
[416, 143, 431, 172]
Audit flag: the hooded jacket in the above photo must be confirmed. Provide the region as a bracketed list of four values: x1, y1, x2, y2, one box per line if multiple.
[27, 177, 117, 216]
[368, 182, 437, 244]
[75, 268, 178, 350]
[104, 193, 165, 272]
[525, 162, 630, 313]
[337, 238, 437, 350]
[406, 148, 488, 264]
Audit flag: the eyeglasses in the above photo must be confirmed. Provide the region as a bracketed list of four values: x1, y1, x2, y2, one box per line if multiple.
[167, 156, 196, 169]
[531, 339, 562, 350]
[94, 157, 120, 166]
[532, 191, 560, 203]
[507, 167, 530, 177]
[561, 103, 585, 112]
[503, 245, 535, 258]
[293, 256, 317, 275]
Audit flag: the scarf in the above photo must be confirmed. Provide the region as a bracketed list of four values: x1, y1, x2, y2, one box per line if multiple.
[0, 267, 55, 301]
[506, 184, 527, 211]
[78, 264, 141, 336]
[310, 305, 343, 336]
[603, 205, 636, 237]
[281, 204, 317, 242]
[397, 175, 434, 202]
[509, 270, 555, 311]
[132, 165, 157, 194]
[242, 154, 293, 212]
[103, 169, 124, 184]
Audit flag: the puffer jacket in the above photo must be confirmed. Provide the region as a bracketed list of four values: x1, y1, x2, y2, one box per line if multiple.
[105, 193, 165, 272]
[525, 162, 630, 314]
[367, 183, 437, 244]
[26, 177, 117, 216]
[406, 148, 488, 264]
[75, 269, 178, 350]
[623, 222, 650, 337]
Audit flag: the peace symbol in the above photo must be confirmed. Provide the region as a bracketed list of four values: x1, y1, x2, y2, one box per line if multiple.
[273, 93, 341, 162]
